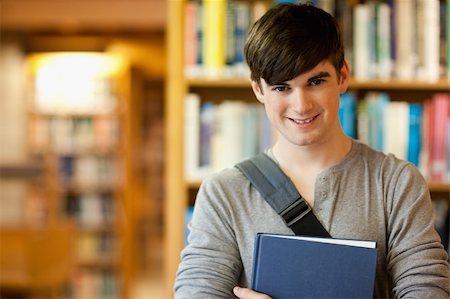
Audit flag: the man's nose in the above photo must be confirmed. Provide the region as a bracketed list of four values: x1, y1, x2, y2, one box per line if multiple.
[290, 88, 313, 112]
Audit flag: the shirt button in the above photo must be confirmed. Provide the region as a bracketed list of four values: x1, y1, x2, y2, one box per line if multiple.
[321, 191, 327, 198]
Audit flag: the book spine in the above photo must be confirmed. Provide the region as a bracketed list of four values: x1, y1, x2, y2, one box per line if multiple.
[203, 0, 226, 76]
[394, 0, 417, 79]
[353, 4, 370, 79]
[430, 93, 450, 182]
[184, 0, 201, 77]
[407, 103, 423, 166]
[184, 93, 201, 179]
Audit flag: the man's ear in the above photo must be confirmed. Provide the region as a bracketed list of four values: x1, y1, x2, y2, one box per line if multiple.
[250, 79, 264, 103]
[339, 60, 350, 94]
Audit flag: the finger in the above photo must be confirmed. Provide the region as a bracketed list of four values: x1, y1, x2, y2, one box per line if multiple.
[233, 286, 271, 299]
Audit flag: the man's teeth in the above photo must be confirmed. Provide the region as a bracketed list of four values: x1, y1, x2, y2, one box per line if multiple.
[292, 116, 314, 124]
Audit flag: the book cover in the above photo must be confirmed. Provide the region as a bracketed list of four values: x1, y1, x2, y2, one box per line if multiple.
[252, 233, 377, 299]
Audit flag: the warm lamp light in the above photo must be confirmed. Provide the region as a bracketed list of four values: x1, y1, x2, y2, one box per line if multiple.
[27, 52, 125, 114]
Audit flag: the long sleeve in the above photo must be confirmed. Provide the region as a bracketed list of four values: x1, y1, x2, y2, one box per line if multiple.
[174, 175, 243, 298]
[384, 162, 449, 298]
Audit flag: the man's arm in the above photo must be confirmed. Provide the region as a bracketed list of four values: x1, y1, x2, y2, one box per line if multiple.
[174, 175, 243, 298]
[385, 162, 449, 298]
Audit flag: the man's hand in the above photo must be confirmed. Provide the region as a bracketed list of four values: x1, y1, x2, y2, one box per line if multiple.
[233, 286, 272, 299]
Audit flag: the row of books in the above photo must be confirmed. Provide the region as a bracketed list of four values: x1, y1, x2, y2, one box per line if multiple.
[76, 231, 117, 264]
[184, 93, 273, 180]
[0, 179, 48, 227]
[69, 269, 120, 299]
[184, 0, 450, 80]
[184, 92, 450, 183]
[342, 92, 449, 183]
[30, 115, 119, 154]
[184, 0, 264, 77]
[59, 155, 121, 189]
[65, 192, 116, 228]
[352, 0, 447, 80]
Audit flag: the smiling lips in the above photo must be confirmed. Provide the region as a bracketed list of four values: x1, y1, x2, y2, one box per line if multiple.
[288, 114, 319, 125]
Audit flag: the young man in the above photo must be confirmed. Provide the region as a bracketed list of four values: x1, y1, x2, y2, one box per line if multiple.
[174, 2, 450, 298]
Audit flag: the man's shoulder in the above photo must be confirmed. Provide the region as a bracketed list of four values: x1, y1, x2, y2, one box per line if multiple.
[201, 166, 249, 189]
[354, 141, 421, 179]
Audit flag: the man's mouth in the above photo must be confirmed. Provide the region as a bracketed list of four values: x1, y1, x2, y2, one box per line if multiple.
[288, 114, 319, 125]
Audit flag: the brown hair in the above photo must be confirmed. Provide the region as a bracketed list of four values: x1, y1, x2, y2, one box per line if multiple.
[244, 2, 344, 85]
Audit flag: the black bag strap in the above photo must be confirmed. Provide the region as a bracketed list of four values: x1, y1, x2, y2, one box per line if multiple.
[236, 153, 330, 237]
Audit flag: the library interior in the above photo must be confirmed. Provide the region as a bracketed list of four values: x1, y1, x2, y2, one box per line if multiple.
[0, 0, 449, 298]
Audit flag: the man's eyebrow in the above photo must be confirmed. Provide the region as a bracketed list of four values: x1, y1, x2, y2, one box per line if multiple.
[308, 71, 331, 82]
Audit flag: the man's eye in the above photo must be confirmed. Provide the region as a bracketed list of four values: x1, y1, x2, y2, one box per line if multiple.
[310, 79, 325, 86]
[272, 86, 287, 92]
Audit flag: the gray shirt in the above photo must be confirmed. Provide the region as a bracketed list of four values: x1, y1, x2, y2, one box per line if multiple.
[174, 140, 449, 298]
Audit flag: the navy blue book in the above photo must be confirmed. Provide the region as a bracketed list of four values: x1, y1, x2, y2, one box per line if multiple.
[251, 233, 378, 299]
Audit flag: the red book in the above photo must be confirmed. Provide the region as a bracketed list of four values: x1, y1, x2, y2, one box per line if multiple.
[430, 93, 450, 182]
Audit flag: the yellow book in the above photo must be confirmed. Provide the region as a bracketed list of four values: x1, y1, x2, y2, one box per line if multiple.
[203, 0, 225, 76]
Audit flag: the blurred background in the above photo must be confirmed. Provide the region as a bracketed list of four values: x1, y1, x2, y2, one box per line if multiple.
[1, 1, 166, 298]
[1, 1, 449, 299]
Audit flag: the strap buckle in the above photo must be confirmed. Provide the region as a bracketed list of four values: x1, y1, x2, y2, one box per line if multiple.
[279, 198, 312, 227]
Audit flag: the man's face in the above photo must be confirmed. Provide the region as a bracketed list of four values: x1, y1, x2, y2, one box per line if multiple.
[251, 60, 349, 148]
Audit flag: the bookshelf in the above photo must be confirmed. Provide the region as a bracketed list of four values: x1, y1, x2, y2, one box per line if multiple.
[165, 0, 450, 297]
[24, 52, 133, 299]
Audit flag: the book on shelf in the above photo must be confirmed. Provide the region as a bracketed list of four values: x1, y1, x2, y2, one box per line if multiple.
[251, 233, 378, 299]
[66, 192, 115, 228]
[353, 4, 370, 79]
[233, 0, 251, 76]
[72, 269, 120, 299]
[184, 93, 202, 179]
[384, 101, 410, 161]
[416, 0, 440, 80]
[447, 0, 450, 78]
[365, 92, 389, 152]
[203, 0, 226, 76]
[185, 0, 201, 77]
[430, 93, 450, 182]
[394, 0, 417, 79]
[338, 92, 357, 138]
[183, 0, 449, 81]
[183, 94, 273, 180]
[407, 103, 423, 167]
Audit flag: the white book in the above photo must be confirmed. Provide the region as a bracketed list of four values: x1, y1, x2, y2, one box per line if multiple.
[212, 101, 246, 172]
[384, 102, 410, 160]
[80, 194, 103, 227]
[353, 4, 370, 80]
[376, 2, 392, 79]
[417, 0, 440, 80]
[184, 93, 201, 179]
[395, 0, 417, 79]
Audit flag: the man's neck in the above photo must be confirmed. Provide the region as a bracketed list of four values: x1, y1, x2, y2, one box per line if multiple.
[272, 135, 352, 175]
[271, 134, 352, 206]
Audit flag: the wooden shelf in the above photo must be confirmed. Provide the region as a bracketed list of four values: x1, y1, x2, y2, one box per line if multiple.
[187, 76, 450, 90]
[165, 1, 450, 298]
[1, 0, 167, 32]
[348, 79, 450, 90]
